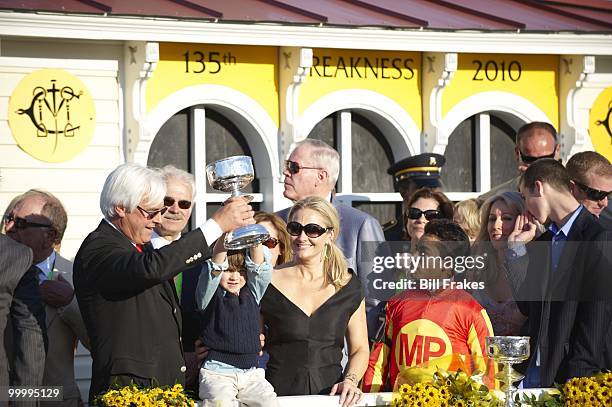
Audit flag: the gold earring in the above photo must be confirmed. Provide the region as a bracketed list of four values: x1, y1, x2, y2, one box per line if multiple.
[324, 243, 331, 260]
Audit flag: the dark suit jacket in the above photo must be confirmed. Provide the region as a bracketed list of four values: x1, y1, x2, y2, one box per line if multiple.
[73, 220, 212, 402]
[0, 235, 46, 394]
[507, 208, 612, 386]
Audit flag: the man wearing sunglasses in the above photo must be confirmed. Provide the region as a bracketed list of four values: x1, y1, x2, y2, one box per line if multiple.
[73, 163, 255, 403]
[478, 121, 560, 206]
[566, 151, 612, 227]
[278, 139, 385, 339]
[0, 232, 37, 391]
[0, 190, 46, 398]
[506, 159, 612, 387]
[150, 165, 202, 390]
[4, 189, 90, 406]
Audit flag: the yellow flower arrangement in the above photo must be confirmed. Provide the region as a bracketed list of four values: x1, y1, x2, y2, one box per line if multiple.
[516, 371, 612, 406]
[390, 369, 502, 407]
[96, 383, 194, 407]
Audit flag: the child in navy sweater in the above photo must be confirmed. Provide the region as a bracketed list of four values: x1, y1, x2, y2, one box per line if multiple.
[196, 233, 278, 407]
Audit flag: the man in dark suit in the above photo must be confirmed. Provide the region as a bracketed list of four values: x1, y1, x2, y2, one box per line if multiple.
[149, 165, 202, 389]
[5, 190, 89, 406]
[1, 234, 42, 392]
[277, 139, 385, 339]
[506, 159, 611, 387]
[73, 163, 253, 402]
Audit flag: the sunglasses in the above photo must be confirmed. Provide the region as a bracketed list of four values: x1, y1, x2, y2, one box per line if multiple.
[284, 160, 323, 175]
[406, 208, 442, 221]
[574, 181, 611, 202]
[136, 205, 168, 220]
[287, 221, 331, 238]
[164, 196, 192, 210]
[262, 237, 279, 249]
[518, 150, 556, 164]
[3, 214, 52, 229]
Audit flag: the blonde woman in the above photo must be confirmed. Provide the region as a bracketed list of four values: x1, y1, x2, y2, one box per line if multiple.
[261, 197, 368, 407]
[472, 191, 528, 336]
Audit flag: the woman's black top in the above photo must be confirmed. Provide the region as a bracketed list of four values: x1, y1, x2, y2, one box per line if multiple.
[261, 271, 363, 396]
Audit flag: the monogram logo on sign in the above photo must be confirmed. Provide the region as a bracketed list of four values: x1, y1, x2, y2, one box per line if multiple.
[8, 69, 96, 163]
[17, 79, 83, 152]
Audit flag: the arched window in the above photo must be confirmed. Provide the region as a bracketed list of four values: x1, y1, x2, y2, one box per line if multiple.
[442, 111, 522, 197]
[308, 110, 396, 224]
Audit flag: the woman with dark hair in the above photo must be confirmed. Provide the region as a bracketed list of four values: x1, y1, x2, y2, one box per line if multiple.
[472, 191, 528, 336]
[261, 197, 368, 407]
[403, 188, 454, 247]
[254, 211, 292, 266]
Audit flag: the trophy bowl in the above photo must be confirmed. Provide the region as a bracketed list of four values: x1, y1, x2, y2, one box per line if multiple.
[486, 336, 530, 364]
[206, 155, 255, 194]
[225, 224, 270, 251]
[206, 155, 268, 250]
[486, 336, 530, 407]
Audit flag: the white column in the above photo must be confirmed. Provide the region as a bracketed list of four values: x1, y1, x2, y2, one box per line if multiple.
[476, 113, 491, 193]
[191, 105, 207, 226]
[338, 110, 352, 198]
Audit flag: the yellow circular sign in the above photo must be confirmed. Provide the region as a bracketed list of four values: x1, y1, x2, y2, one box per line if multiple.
[8, 69, 96, 163]
[589, 86, 612, 161]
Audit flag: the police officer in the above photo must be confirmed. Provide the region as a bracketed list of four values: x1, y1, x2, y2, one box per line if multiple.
[383, 153, 446, 241]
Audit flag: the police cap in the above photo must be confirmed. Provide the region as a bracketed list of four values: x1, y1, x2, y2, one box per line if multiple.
[387, 153, 445, 190]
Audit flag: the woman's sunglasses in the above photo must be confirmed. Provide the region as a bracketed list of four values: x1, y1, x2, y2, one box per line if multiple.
[262, 237, 279, 249]
[406, 208, 441, 221]
[574, 181, 611, 202]
[287, 222, 331, 238]
[164, 196, 192, 210]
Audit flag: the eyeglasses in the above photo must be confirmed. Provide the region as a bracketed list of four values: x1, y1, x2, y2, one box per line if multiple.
[574, 181, 611, 202]
[406, 208, 442, 221]
[164, 196, 192, 210]
[287, 222, 331, 238]
[518, 150, 556, 164]
[262, 237, 279, 249]
[284, 160, 323, 175]
[136, 206, 168, 219]
[3, 214, 52, 229]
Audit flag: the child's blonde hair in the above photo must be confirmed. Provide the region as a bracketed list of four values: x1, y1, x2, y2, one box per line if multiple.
[453, 199, 481, 241]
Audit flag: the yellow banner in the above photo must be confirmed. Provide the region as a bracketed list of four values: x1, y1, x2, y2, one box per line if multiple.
[589, 86, 612, 161]
[443, 54, 559, 127]
[8, 69, 96, 163]
[147, 44, 279, 125]
[299, 48, 422, 129]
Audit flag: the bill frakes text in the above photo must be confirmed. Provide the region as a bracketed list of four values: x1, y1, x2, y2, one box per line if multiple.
[373, 278, 485, 291]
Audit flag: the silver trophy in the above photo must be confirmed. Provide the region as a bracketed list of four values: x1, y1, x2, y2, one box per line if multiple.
[206, 156, 269, 250]
[486, 336, 530, 407]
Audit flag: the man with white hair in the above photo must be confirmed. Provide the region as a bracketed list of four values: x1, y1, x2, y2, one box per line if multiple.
[74, 163, 254, 403]
[277, 139, 385, 338]
[150, 165, 201, 387]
